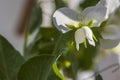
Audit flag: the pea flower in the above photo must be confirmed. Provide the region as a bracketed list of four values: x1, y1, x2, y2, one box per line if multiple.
[52, 4, 107, 50]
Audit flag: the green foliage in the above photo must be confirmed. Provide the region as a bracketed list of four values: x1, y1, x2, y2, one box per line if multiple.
[17, 55, 54, 80]
[54, 0, 67, 9]
[25, 27, 60, 58]
[78, 45, 98, 70]
[18, 30, 74, 80]
[47, 69, 61, 80]
[0, 35, 25, 80]
[28, 4, 42, 34]
[80, 0, 100, 9]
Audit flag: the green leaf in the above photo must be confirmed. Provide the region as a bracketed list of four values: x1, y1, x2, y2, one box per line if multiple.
[0, 35, 25, 80]
[95, 74, 103, 80]
[29, 5, 42, 34]
[18, 43, 64, 80]
[17, 55, 55, 80]
[79, 0, 100, 9]
[52, 62, 64, 80]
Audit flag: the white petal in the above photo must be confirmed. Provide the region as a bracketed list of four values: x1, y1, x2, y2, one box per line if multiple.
[101, 25, 120, 40]
[83, 27, 95, 46]
[53, 7, 80, 33]
[75, 28, 86, 50]
[97, 0, 120, 13]
[82, 4, 107, 26]
[100, 39, 120, 49]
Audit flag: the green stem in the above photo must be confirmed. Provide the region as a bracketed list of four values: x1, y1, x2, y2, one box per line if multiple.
[23, 28, 29, 55]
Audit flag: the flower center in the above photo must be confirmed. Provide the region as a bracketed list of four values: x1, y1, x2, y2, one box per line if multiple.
[66, 19, 96, 30]
[66, 19, 97, 48]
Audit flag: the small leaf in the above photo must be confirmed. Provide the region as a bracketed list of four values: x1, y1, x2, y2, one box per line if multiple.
[0, 35, 25, 80]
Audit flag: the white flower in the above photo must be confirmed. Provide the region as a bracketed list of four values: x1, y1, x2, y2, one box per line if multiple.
[52, 3, 107, 50]
[100, 7, 120, 49]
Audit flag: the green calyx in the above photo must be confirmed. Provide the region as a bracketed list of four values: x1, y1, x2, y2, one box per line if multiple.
[65, 24, 76, 30]
[66, 19, 96, 30]
[87, 19, 96, 27]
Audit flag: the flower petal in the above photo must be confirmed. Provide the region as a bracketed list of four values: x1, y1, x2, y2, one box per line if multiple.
[53, 7, 80, 33]
[97, 0, 120, 13]
[82, 4, 107, 26]
[75, 28, 86, 50]
[100, 39, 120, 49]
[83, 27, 95, 46]
[101, 25, 120, 40]
[75, 26, 95, 50]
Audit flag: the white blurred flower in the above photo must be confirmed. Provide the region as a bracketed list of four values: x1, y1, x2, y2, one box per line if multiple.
[77, 70, 95, 80]
[97, 0, 120, 14]
[52, 3, 107, 50]
[100, 7, 120, 49]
